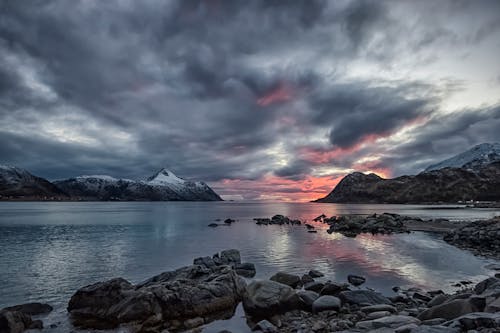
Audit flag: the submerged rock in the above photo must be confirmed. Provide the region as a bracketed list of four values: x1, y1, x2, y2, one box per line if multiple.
[347, 274, 366, 286]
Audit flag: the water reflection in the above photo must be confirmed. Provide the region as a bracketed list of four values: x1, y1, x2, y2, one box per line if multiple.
[0, 202, 499, 331]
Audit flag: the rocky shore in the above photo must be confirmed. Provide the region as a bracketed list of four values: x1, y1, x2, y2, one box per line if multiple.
[444, 217, 500, 259]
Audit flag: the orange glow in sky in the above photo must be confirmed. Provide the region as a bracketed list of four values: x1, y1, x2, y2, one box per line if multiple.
[257, 83, 294, 106]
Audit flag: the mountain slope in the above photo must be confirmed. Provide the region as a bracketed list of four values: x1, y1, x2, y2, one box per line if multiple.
[315, 162, 500, 204]
[54, 169, 222, 201]
[0, 165, 67, 200]
[425, 143, 500, 172]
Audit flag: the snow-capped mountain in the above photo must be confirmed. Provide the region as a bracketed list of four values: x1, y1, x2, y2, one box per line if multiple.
[424, 143, 500, 172]
[0, 165, 67, 199]
[54, 168, 222, 201]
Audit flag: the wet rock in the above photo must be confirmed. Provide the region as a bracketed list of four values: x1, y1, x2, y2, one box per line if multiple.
[0, 310, 33, 333]
[443, 311, 500, 330]
[297, 290, 319, 311]
[371, 315, 420, 329]
[474, 277, 500, 294]
[208, 223, 219, 227]
[224, 218, 235, 224]
[252, 319, 277, 332]
[219, 249, 241, 267]
[347, 274, 366, 287]
[2, 303, 53, 316]
[361, 304, 397, 313]
[367, 311, 392, 320]
[193, 256, 216, 268]
[418, 299, 480, 321]
[301, 274, 314, 284]
[327, 213, 409, 237]
[320, 282, 348, 296]
[269, 272, 301, 289]
[339, 290, 392, 306]
[242, 280, 297, 317]
[312, 295, 341, 313]
[428, 294, 449, 307]
[304, 281, 325, 293]
[68, 254, 246, 331]
[308, 269, 324, 278]
[235, 263, 256, 278]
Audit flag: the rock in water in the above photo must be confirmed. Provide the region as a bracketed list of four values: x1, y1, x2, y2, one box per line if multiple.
[312, 295, 341, 313]
[348, 274, 366, 286]
[339, 290, 392, 306]
[2, 303, 53, 316]
[68, 256, 246, 331]
[269, 272, 301, 288]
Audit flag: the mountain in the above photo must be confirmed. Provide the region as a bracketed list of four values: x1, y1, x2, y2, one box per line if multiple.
[54, 168, 222, 201]
[315, 161, 500, 204]
[0, 165, 67, 200]
[425, 143, 500, 172]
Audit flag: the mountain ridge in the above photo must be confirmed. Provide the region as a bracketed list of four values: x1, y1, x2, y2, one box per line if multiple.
[0, 166, 222, 201]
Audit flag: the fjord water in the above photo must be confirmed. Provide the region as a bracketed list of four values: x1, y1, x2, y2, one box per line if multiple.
[1, 202, 499, 331]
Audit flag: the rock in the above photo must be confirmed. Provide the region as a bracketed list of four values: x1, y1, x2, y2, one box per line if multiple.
[269, 272, 301, 289]
[421, 318, 447, 325]
[485, 297, 500, 312]
[252, 319, 277, 332]
[361, 304, 397, 313]
[413, 292, 432, 302]
[68, 260, 246, 330]
[320, 282, 348, 296]
[418, 299, 480, 321]
[235, 263, 256, 278]
[296, 290, 319, 310]
[303, 281, 325, 293]
[242, 280, 297, 317]
[2, 303, 53, 316]
[474, 277, 500, 294]
[184, 317, 204, 329]
[29, 319, 43, 329]
[339, 290, 392, 306]
[371, 315, 420, 329]
[307, 230, 317, 233]
[347, 274, 366, 286]
[208, 223, 219, 227]
[0, 310, 33, 333]
[394, 323, 419, 332]
[224, 218, 235, 224]
[408, 326, 459, 333]
[219, 249, 241, 266]
[367, 311, 392, 320]
[301, 274, 314, 284]
[443, 312, 500, 330]
[428, 294, 449, 307]
[193, 256, 216, 268]
[312, 295, 341, 313]
[308, 270, 324, 278]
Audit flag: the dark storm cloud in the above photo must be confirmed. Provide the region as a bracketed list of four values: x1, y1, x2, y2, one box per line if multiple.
[1, 0, 500, 199]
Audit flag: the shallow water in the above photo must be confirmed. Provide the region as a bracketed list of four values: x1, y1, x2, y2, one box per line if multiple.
[0, 201, 499, 332]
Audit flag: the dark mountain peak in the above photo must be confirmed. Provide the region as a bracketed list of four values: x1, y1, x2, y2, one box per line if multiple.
[424, 142, 500, 172]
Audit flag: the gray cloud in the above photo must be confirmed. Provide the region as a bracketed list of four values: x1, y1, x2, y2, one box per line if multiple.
[1, 0, 500, 199]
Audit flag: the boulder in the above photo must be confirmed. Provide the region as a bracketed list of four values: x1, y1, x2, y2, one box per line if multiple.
[296, 290, 319, 311]
[339, 290, 392, 306]
[303, 281, 325, 293]
[301, 274, 314, 284]
[418, 299, 480, 321]
[347, 274, 366, 286]
[474, 277, 500, 294]
[235, 263, 256, 278]
[361, 304, 397, 313]
[68, 263, 246, 331]
[320, 282, 348, 296]
[308, 269, 324, 278]
[367, 311, 392, 320]
[252, 319, 277, 332]
[443, 312, 500, 330]
[242, 280, 297, 317]
[312, 296, 341, 313]
[0, 309, 40, 333]
[371, 315, 420, 329]
[2, 303, 53, 316]
[269, 272, 301, 288]
[219, 249, 241, 266]
[428, 294, 449, 307]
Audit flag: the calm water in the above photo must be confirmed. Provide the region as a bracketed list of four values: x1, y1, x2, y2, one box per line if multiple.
[1, 202, 499, 332]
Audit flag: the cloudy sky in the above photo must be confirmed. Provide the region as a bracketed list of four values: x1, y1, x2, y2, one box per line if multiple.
[1, 0, 500, 201]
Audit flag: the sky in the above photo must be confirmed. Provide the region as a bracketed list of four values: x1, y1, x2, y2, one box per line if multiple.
[1, 0, 500, 201]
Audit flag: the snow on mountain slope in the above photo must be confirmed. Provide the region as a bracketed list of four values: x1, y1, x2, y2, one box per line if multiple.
[424, 143, 500, 172]
[54, 168, 222, 201]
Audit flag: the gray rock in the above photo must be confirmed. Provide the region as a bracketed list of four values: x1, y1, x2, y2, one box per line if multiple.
[474, 277, 500, 294]
[409, 325, 459, 333]
[296, 290, 319, 310]
[68, 263, 246, 330]
[443, 312, 500, 330]
[418, 299, 481, 321]
[312, 295, 341, 313]
[252, 319, 277, 332]
[347, 274, 366, 286]
[394, 323, 419, 332]
[208, 223, 219, 227]
[301, 274, 314, 284]
[485, 296, 500, 312]
[428, 294, 449, 307]
[421, 318, 447, 325]
[242, 280, 297, 317]
[269, 272, 301, 289]
[308, 269, 324, 278]
[304, 281, 325, 293]
[367, 311, 392, 320]
[235, 263, 256, 278]
[320, 282, 348, 296]
[219, 249, 241, 266]
[339, 290, 392, 306]
[2, 303, 53, 316]
[361, 304, 397, 313]
[193, 256, 216, 268]
[371, 315, 420, 329]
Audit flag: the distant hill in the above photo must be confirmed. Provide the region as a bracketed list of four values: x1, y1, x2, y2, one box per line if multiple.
[0, 166, 222, 201]
[315, 144, 500, 204]
[0, 165, 67, 200]
[425, 143, 500, 172]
